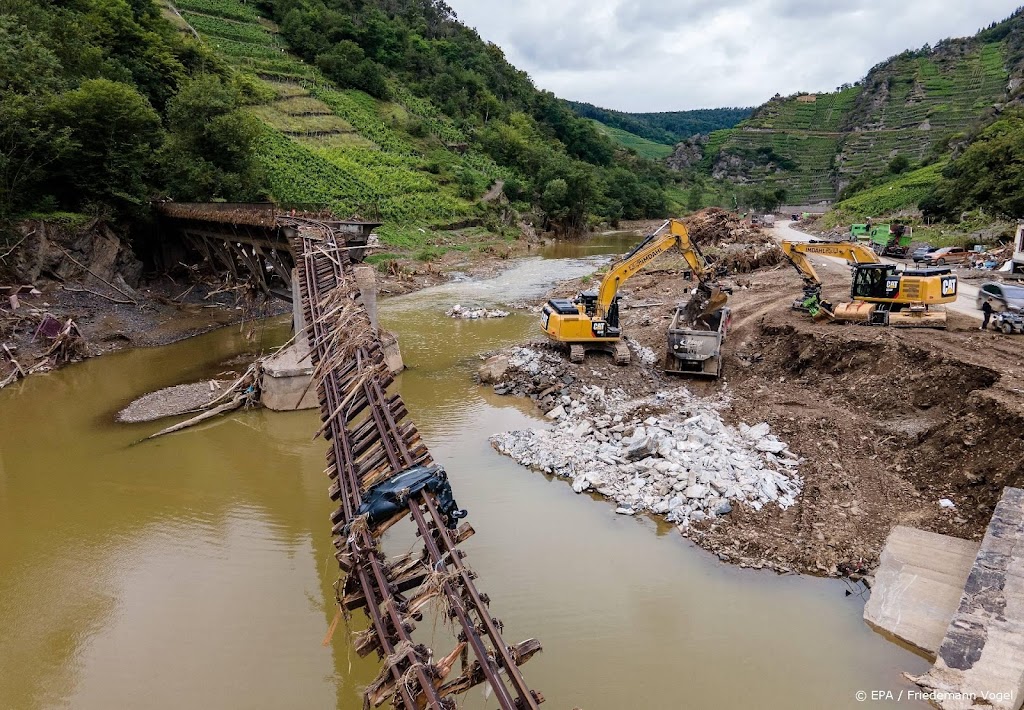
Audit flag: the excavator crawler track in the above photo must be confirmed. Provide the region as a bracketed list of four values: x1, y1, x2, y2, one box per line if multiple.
[613, 340, 631, 366]
[569, 345, 585, 363]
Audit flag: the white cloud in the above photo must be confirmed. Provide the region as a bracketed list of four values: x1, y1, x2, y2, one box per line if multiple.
[447, 0, 1021, 111]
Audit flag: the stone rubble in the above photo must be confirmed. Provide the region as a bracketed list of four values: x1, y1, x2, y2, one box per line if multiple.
[447, 304, 509, 319]
[490, 350, 803, 530]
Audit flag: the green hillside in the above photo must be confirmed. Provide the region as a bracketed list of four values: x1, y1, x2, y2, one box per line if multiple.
[2, 0, 674, 252]
[586, 120, 674, 160]
[702, 22, 1015, 204]
[569, 101, 752, 144]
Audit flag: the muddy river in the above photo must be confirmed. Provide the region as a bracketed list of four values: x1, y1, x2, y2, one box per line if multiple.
[0, 241, 929, 709]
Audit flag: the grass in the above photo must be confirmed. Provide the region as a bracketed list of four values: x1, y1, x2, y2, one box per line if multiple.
[587, 120, 675, 160]
[832, 162, 945, 218]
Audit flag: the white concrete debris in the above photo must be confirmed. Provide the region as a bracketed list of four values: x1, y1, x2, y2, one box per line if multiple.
[491, 385, 803, 528]
[447, 304, 509, 319]
[627, 339, 658, 366]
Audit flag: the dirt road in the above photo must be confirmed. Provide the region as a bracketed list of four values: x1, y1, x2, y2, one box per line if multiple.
[771, 221, 981, 320]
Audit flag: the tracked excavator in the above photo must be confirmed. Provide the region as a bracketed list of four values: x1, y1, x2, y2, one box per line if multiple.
[541, 219, 728, 364]
[781, 239, 958, 328]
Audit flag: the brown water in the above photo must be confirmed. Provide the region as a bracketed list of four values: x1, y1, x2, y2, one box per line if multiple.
[0, 247, 929, 710]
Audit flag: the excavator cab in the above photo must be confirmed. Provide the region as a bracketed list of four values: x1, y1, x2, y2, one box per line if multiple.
[577, 290, 599, 317]
[851, 264, 899, 300]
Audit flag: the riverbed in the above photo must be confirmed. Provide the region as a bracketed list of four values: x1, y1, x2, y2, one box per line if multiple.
[0, 243, 929, 709]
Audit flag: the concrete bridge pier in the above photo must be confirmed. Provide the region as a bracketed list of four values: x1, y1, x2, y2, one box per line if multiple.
[261, 266, 403, 411]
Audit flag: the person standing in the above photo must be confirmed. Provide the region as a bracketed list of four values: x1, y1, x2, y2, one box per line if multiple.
[981, 299, 993, 330]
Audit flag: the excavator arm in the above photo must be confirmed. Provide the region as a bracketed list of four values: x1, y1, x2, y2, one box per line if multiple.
[780, 239, 881, 289]
[594, 219, 714, 317]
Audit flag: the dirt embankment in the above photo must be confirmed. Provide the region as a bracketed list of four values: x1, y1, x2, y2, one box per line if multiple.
[486, 214, 1024, 576]
[1, 219, 283, 388]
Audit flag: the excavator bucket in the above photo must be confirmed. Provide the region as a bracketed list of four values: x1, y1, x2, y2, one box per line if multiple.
[832, 302, 875, 322]
[887, 309, 947, 329]
[697, 287, 729, 319]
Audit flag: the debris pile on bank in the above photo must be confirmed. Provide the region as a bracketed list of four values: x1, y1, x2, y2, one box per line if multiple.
[489, 348, 803, 528]
[684, 208, 770, 246]
[683, 208, 783, 273]
[447, 304, 509, 319]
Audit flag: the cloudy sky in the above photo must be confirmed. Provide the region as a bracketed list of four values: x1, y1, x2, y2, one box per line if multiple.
[446, 0, 1021, 112]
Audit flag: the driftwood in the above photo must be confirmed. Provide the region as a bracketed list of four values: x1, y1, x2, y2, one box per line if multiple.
[61, 285, 134, 305]
[145, 395, 245, 440]
[54, 245, 138, 304]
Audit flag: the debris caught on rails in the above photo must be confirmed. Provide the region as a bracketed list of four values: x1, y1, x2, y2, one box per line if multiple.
[286, 217, 542, 710]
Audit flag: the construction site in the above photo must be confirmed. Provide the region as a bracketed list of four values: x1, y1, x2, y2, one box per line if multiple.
[489, 210, 1024, 575]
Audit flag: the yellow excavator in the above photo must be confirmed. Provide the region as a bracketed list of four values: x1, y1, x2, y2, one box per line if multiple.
[541, 219, 727, 364]
[781, 239, 958, 328]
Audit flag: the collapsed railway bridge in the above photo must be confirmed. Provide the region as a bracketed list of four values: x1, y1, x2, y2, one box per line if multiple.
[155, 204, 544, 707]
[154, 201, 379, 301]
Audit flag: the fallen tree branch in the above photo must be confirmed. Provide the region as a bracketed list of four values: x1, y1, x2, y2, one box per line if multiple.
[61, 285, 134, 305]
[0, 233, 31, 262]
[53, 245, 138, 304]
[145, 395, 245, 440]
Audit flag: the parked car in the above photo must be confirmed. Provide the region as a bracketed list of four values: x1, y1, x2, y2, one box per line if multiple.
[928, 246, 971, 266]
[977, 281, 1024, 312]
[911, 244, 936, 263]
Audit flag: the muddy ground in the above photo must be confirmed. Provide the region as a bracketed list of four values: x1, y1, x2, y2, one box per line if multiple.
[494, 253, 1024, 577]
[1, 276, 286, 385]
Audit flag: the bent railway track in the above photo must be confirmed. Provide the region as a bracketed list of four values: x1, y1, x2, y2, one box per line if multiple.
[285, 218, 543, 709]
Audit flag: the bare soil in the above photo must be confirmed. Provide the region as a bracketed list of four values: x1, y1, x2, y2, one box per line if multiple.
[507, 257, 1024, 577]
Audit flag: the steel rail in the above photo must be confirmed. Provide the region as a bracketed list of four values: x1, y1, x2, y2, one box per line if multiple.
[282, 217, 541, 709]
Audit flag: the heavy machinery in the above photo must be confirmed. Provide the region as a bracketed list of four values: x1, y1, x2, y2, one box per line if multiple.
[541, 219, 728, 365]
[869, 223, 912, 258]
[664, 300, 732, 377]
[781, 239, 958, 328]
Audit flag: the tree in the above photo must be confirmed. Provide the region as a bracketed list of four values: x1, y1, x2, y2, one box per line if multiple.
[315, 40, 389, 99]
[0, 18, 71, 216]
[888, 154, 910, 174]
[48, 79, 164, 213]
[743, 186, 787, 213]
[158, 74, 266, 202]
[686, 184, 703, 211]
[922, 111, 1024, 220]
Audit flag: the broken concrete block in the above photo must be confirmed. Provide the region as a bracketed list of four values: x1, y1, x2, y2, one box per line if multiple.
[545, 405, 566, 419]
[624, 436, 657, 461]
[684, 484, 708, 499]
[478, 355, 509, 384]
[864, 526, 979, 656]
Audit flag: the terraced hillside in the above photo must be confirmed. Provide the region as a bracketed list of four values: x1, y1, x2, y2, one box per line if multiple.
[586, 121, 674, 160]
[164, 0, 506, 242]
[705, 34, 1011, 203]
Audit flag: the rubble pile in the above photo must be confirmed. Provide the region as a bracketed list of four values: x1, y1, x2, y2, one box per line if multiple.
[489, 348, 803, 528]
[447, 304, 509, 319]
[683, 208, 772, 247]
[682, 208, 783, 273]
[488, 346, 580, 406]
